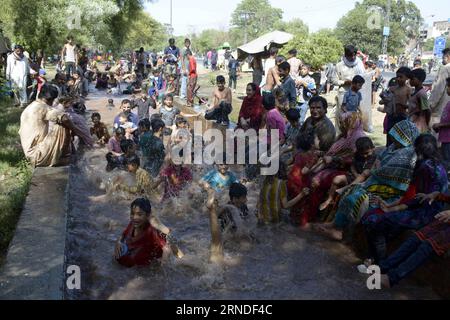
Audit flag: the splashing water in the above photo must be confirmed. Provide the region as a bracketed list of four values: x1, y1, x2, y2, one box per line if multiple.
[63, 146, 439, 300]
[63, 88, 438, 300]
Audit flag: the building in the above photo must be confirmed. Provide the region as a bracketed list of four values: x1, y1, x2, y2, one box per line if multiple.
[431, 20, 450, 38]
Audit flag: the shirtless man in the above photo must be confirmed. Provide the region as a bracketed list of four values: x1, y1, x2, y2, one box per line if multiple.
[262, 55, 285, 93]
[205, 75, 233, 126]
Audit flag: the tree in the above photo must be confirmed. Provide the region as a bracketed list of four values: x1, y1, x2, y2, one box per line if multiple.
[281, 30, 343, 70]
[122, 11, 165, 51]
[192, 29, 230, 54]
[335, 0, 422, 57]
[230, 0, 283, 45]
[0, 0, 120, 53]
[274, 18, 309, 37]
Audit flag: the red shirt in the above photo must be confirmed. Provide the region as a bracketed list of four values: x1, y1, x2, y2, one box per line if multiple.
[117, 222, 166, 267]
[189, 56, 197, 78]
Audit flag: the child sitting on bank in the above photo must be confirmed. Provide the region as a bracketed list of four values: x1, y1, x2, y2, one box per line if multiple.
[318, 136, 377, 211]
[259, 161, 310, 224]
[114, 198, 182, 267]
[90, 112, 110, 145]
[205, 75, 233, 127]
[341, 75, 365, 113]
[281, 108, 301, 163]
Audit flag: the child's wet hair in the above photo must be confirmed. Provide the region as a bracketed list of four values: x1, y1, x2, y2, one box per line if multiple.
[262, 93, 276, 110]
[352, 75, 365, 85]
[388, 77, 397, 87]
[229, 182, 247, 200]
[120, 139, 135, 153]
[278, 61, 290, 72]
[138, 118, 151, 130]
[131, 198, 152, 215]
[175, 116, 188, 126]
[164, 93, 174, 101]
[216, 75, 225, 84]
[108, 98, 114, 104]
[115, 127, 126, 136]
[396, 66, 411, 77]
[446, 77, 450, 86]
[151, 118, 165, 132]
[408, 68, 426, 82]
[91, 112, 101, 120]
[296, 131, 314, 151]
[126, 155, 140, 167]
[355, 137, 374, 153]
[286, 108, 300, 122]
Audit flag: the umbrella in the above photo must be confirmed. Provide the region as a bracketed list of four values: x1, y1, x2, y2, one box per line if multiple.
[237, 31, 294, 60]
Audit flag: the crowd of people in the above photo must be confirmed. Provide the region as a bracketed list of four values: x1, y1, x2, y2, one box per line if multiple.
[9, 31, 450, 291]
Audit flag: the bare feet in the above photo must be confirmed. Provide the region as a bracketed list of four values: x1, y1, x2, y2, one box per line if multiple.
[315, 226, 343, 241]
[299, 223, 312, 231]
[313, 222, 334, 231]
[319, 197, 333, 211]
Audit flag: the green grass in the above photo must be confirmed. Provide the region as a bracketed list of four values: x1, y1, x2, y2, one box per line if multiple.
[0, 98, 32, 265]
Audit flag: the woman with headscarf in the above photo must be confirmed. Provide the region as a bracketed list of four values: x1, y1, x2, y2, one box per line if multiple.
[237, 83, 264, 132]
[361, 134, 448, 264]
[288, 112, 365, 228]
[319, 120, 420, 240]
[6, 44, 29, 107]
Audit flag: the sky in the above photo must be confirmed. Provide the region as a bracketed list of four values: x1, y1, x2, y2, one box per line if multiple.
[144, 0, 449, 36]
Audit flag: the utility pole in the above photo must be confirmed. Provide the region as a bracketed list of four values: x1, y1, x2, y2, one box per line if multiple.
[170, 0, 173, 36]
[381, 0, 391, 55]
[240, 11, 253, 44]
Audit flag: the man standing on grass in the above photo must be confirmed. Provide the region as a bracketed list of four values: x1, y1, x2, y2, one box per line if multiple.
[6, 45, 29, 107]
[180, 38, 191, 100]
[186, 49, 198, 108]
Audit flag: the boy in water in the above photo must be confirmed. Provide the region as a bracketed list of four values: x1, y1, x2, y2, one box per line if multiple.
[200, 158, 239, 193]
[106, 98, 115, 110]
[114, 198, 181, 267]
[205, 75, 233, 126]
[215, 182, 251, 234]
[117, 156, 160, 199]
[90, 112, 110, 145]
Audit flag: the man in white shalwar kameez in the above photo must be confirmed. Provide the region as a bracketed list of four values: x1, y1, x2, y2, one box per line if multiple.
[6, 45, 29, 107]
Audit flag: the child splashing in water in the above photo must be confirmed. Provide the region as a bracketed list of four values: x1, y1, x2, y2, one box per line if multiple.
[114, 198, 182, 267]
